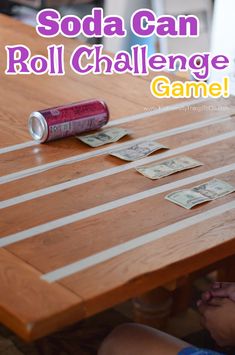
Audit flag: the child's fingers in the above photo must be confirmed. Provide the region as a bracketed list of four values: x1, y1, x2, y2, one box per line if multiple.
[201, 291, 212, 302]
[207, 297, 225, 306]
[211, 288, 229, 298]
[211, 283, 235, 298]
[212, 282, 234, 290]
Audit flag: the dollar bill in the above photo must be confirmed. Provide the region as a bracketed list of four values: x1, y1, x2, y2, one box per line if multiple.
[77, 127, 131, 147]
[110, 141, 168, 161]
[192, 179, 235, 200]
[166, 179, 235, 209]
[136, 156, 203, 180]
[165, 190, 211, 209]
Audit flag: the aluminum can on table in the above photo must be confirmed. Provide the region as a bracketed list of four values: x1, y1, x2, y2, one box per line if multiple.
[28, 99, 109, 143]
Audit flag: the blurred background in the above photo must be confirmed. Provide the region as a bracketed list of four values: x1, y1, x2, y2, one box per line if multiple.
[0, 0, 235, 92]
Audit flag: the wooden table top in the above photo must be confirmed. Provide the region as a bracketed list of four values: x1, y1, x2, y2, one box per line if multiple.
[1, 14, 235, 341]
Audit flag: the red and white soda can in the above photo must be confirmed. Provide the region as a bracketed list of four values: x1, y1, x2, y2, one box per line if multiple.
[28, 99, 109, 143]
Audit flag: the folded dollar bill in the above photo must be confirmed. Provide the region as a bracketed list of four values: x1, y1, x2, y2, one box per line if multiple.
[110, 141, 168, 161]
[136, 156, 203, 179]
[77, 127, 131, 147]
[166, 179, 235, 209]
[192, 179, 235, 200]
[165, 189, 211, 209]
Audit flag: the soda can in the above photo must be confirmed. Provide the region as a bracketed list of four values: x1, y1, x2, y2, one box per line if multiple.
[28, 99, 109, 143]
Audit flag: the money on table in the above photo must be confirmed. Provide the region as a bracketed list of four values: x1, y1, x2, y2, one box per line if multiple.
[192, 179, 235, 200]
[77, 127, 131, 147]
[136, 156, 203, 180]
[165, 190, 211, 209]
[110, 141, 168, 162]
[166, 179, 235, 209]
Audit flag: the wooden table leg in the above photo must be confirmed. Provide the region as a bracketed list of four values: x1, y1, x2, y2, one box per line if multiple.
[132, 287, 173, 329]
[172, 276, 193, 316]
[217, 256, 235, 282]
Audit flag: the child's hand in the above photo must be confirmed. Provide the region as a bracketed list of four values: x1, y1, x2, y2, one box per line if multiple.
[197, 298, 235, 347]
[201, 282, 235, 303]
[210, 282, 235, 301]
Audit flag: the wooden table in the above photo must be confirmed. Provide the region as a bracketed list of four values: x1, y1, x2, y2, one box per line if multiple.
[1, 14, 235, 341]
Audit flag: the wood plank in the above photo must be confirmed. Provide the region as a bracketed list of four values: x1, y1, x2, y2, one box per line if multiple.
[1, 120, 235, 237]
[0, 74, 144, 145]
[0, 15, 143, 145]
[0, 248, 85, 341]
[59, 207, 235, 317]
[1, 97, 234, 179]
[0, 15, 187, 147]
[0, 120, 234, 201]
[0, 14, 187, 84]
